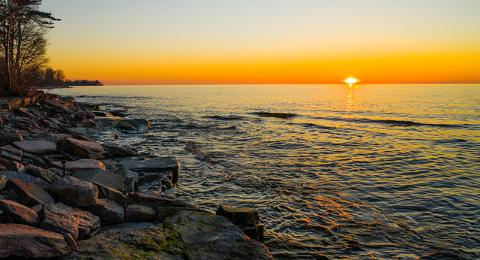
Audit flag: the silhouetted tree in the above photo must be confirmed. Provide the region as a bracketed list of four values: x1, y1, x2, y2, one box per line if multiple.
[0, 0, 59, 95]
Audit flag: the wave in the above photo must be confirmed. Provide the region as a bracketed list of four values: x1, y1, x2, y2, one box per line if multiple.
[251, 111, 298, 119]
[314, 116, 465, 128]
[203, 115, 244, 121]
[290, 122, 337, 130]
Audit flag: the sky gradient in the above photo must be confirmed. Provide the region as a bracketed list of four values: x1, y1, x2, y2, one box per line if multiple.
[43, 0, 480, 84]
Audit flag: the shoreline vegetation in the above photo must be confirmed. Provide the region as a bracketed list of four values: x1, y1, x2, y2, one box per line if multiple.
[0, 90, 273, 259]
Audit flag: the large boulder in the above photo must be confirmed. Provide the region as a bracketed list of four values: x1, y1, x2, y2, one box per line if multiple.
[0, 224, 70, 258]
[0, 171, 51, 190]
[40, 203, 100, 240]
[85, 199, 125, 225]
[0, 199, 39, 225]
[13, 140, 57, 154]
[125, 204, 156, 222]
[68, 211, 273, 259]
[64, 138, 106, 159]
[4, 178, 54, 207]
[51, 176, 98, 207]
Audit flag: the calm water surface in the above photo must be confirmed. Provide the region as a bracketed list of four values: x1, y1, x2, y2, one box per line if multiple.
[51, 84, 480, 259]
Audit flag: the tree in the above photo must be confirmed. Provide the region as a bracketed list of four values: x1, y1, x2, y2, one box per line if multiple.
[0, 0, 59, 95]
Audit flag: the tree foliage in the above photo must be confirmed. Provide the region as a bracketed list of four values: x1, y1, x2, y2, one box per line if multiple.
[0, 0, 59, 95]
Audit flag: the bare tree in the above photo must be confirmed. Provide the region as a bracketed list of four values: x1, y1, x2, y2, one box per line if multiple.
[0, 0, 59, 95]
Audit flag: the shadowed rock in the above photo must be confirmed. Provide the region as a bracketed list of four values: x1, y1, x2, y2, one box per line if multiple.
[13, 140, 57, 154]
[94, 182, 126, 205]
[51, 176, 98, 207]
[72, 171, 125, 192]
[68, 211, 273, 260]
[125, 204, 156, 222]
[0, 199, 39, 225]
[4, 178, 54, 207]
[0, 224, 70, 258]
[64, 138, 106, 159]
[85, 199, 124, 225]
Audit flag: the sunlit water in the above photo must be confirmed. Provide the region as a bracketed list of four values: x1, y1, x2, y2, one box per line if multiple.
[50, 84, 480, 259]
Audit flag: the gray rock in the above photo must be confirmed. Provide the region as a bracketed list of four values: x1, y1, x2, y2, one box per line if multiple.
[126, 192, 193, 209]
[66, 159, 106, 172]
[116, 118, 151, 131]
[26, 164, 61, 184]
[0, 199, 39, 225]
[216, 205, 264, 242]
[95, 117, 121, 129]
[13, 140, 57, 154]
[72, 171, 125, 192]
[4, 178, 54, 207]
[41, 203, 100, 240]
[0, 171, 51, 189]
[64, 138, 106, 160]
[94, 182, 126, 205]
[85, 199, 124, 225]
[119, 157, 179, 190]
[51, 176, 98, 207]
[125, 204, 156, 222]
[105, 144, 139, 158]
[0, 224, 70, 258]
[69, 211, 273, 260]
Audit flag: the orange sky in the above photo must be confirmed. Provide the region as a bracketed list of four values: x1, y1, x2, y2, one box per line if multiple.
[44, 0, 480, 84]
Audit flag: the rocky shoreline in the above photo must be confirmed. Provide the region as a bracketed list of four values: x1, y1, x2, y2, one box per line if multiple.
[0, 90, 272, 259]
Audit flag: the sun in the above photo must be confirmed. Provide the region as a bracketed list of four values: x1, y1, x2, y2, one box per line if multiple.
[344, 77, 359, 85]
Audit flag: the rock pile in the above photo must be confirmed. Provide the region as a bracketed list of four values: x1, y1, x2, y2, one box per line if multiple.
[0, 91, 272, 259]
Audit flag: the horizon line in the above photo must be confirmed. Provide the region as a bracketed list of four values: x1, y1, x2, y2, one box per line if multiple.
[97, 82, 480, 86]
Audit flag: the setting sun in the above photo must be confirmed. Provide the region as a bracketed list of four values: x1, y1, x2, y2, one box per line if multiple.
[344, 77, 359, 85]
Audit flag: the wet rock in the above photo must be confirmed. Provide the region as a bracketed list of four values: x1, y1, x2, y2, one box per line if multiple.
[64, 138, 106, 159]
[0, 224, 70, 258]
[216, 205, 260, 227]
[0, 199, 39, 225]
[115, 168, 139, 192]
[94, 182, 126, 205]
[216, 205, 264, 242]
[4, 178, 54, 207]
[119, 157, 179, 190]
[85, 199, 124, 225]
[13, 140, 57, 154]
[105, 144, 139, 158]
[116, 118, 151, 131]
[41, 203, 100, 240]
[68, 211, 273, 259]
[125, 204, 156, 222]
[51, 176, 98, 207]
[95, 116, 122, 129]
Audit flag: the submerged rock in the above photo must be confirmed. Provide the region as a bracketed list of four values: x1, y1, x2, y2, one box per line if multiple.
[119, 157, 179, 191]
[68, 211, 272, 260]
[0, 224, 70, 258]
[116, 119, 151, 131]
[217, 205, 264, 242]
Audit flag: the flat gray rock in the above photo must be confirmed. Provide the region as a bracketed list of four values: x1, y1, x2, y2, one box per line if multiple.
[13, 140, 57, 154]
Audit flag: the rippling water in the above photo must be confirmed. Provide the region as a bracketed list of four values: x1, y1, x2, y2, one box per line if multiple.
[50, 84, 480, 259]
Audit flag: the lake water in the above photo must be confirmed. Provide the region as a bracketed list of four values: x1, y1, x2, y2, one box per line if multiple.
[50, 84, 480, 259]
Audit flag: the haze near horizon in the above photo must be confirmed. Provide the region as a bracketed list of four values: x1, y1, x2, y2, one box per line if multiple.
[43, 0, 480, 85]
